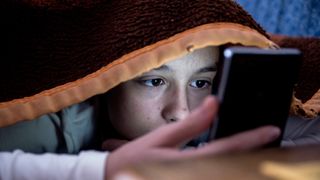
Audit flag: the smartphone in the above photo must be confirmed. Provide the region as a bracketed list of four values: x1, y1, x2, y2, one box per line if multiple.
[208, 47, 302, 147]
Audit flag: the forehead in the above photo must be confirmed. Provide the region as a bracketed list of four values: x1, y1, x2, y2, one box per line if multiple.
[165, 46, 219, 69]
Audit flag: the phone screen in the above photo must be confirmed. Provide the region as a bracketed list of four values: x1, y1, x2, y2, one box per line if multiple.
[208, 47, 302, 147]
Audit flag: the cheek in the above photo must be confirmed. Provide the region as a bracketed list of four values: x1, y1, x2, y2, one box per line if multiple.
[188, 89, 211, 110]
[108, 94, 165, 139]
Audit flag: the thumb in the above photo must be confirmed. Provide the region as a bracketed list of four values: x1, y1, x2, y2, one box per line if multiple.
[102, 139, 129, 151]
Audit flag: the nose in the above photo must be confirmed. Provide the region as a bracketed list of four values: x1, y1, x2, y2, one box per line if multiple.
[161, 87, 191, 123]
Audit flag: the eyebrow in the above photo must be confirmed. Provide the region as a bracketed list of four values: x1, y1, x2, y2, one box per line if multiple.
[152, 64, 217, 73]
[196, 66, 217, 73]
[153, 65, 170, 71]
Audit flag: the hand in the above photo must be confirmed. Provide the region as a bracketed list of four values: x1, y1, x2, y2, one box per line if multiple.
[104, 96, 281, 179]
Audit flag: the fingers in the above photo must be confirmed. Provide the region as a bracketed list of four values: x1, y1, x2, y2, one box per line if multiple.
[102, 139, 128, 151]
[188, 126, 281, 157]
[136, 96, 218, 148]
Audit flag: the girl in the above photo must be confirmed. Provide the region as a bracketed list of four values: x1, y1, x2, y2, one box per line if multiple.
[0, 0, 318, 179]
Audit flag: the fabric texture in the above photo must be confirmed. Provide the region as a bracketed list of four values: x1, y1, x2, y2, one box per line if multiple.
[283, 116, 320, 146]
[0, 98, 99, 153]
[0, 0, 275, 127]
[1, 0, 266, 102]
[0, 150, 107, 180]
[237, 0, 320, 37]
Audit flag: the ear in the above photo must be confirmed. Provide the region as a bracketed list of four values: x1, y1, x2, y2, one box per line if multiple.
[271, 34, 320, 119]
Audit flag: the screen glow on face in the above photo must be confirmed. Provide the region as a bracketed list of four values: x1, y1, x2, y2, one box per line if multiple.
[107, 46, 219, 139]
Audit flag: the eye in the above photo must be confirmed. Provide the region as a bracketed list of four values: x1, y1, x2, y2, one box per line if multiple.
[190, 80, 211, 89]
[141, 78, 165, 87]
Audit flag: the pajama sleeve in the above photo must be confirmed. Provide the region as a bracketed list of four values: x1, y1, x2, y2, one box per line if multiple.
[282, 116, 320, 146]
[0, 150, 108, 180]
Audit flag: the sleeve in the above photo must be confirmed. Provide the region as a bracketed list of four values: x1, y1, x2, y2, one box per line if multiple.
[282, 116, 320, 146]
[0, 150, 108, 180]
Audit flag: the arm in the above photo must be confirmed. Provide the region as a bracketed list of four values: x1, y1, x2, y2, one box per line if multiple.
[0, 150, 107, 180]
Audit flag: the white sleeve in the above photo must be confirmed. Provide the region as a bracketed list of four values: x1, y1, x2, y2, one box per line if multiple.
[0, 150, 108, 180]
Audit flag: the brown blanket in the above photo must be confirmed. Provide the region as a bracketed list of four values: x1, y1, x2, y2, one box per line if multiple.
[271, 35, 320, 118]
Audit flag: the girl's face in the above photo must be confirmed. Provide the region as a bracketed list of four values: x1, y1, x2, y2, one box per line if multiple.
[107, 47, 219, 139]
